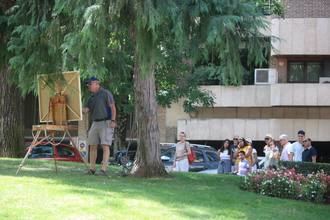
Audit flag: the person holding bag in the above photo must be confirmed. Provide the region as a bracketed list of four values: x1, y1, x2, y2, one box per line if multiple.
[173, 131, 191, 172]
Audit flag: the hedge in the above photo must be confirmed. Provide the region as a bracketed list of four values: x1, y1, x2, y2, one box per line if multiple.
[279, 161, 330, 175]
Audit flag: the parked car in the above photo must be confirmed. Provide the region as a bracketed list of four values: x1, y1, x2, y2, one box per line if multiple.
[114, 142, 175, 165]
[161, 144, 220, 172]
[27, 143, 83, 163]
[160, 143, 176, 151]
[197, 156, 267, 174]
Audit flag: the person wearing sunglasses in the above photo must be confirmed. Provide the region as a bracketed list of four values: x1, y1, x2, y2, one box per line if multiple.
[302, 138, 317, 163]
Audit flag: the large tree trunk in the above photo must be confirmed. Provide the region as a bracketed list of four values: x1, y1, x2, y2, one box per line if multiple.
[0, 66, 24, 157]
[130, 63, 167, 177]
[114, 105, 130, 150]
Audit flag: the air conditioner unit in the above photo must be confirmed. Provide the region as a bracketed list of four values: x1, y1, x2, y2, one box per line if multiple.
[254, 68, 278, 85]
[319, 77, 330, 84]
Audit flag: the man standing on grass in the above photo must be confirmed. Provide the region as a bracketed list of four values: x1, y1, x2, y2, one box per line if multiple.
[84, 77, 116, 176]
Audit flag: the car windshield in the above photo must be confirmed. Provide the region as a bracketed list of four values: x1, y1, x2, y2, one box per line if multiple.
[194, 150, 205, 163]
[205, 151, 219, 162]
[57, 147, 75, 157]
[31, 145, 52, 154]
[30, 145, 53, 158]
[162, 148, 175, 161]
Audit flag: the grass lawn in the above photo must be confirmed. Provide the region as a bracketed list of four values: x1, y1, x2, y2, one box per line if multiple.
[0, 158, 329, 220]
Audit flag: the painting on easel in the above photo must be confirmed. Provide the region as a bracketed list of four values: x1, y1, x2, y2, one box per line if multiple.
[38, 71, 82, 124]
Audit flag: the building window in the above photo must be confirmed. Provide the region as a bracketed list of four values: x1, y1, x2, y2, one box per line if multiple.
[288, 62, 322, 83]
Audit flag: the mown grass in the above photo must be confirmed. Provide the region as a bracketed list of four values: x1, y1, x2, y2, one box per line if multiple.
[0, 158, 329, 220]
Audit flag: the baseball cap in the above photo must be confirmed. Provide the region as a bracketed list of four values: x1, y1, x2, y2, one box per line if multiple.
[264, 134, 273, 139]
[85, 76, 99, 85]
[245, 137, 252, 143]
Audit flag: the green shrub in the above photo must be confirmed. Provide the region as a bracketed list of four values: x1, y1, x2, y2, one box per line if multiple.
[302, 179, 327, 203]
[259, 177, 300, 199]
[279, 161, 330, 175]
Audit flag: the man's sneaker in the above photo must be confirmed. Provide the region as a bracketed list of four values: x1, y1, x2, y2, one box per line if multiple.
[85, 169, 96, 175]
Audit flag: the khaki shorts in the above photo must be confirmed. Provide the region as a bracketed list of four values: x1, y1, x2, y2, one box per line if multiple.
[88, 120, 114, 146]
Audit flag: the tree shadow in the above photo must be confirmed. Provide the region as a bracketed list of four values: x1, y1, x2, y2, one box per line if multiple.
[1, 158, 329, 220]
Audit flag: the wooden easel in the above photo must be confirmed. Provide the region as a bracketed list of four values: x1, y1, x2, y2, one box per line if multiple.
[16, 92, 89, 175]
[16, 125, 89, 175]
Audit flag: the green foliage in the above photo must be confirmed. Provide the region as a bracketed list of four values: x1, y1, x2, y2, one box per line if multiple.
[7, 0, 271, 111]
[7, 0, 62, 95]
[174, 0, 271, 86]
[183, 87, 214, 113]
[155, 0, 271, 109]
[155, 40, 215, 112]
[0, 13, 8, 66]
[0, 1, 15, 66]
[279, 161, 330, 175]
[302, 178, 327, 203]
[51, 0, 111, 78]
[255, 0, 284, 17]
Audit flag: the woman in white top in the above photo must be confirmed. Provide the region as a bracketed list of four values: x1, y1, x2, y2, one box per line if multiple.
[217, 139, 232, 174]
[173, 131, 191, 172]
[263, 134, 279, 169]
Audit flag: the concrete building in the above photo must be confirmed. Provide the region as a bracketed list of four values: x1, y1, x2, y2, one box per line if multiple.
[157, 0, 330, 159]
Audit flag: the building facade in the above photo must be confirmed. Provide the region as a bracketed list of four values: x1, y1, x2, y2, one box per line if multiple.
[158, 0, 330, 150]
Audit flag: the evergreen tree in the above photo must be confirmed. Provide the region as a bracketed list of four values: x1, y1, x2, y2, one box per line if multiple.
[8, 0, 270, 176]
[0, 0, 24, 157]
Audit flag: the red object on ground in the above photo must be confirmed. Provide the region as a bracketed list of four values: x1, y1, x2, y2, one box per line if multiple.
[26, 142, 83, 163]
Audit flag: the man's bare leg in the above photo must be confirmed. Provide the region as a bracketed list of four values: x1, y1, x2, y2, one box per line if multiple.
[89, 145, 98, 171]
[101, 144, 110, 171]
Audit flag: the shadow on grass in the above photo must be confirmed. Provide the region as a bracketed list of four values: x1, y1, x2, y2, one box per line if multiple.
[1, 158, 329, 220]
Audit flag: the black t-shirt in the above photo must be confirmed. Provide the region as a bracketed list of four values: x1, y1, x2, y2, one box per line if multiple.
[86, 87, 114, 121]
[302, 147, 317, 162]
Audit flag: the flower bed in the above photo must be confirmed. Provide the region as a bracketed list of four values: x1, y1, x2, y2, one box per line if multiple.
[240, 168, 330, 203]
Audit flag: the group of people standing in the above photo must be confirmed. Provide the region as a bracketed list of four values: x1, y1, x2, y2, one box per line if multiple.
[217, 137, 257, 176]
[217, 130, 318, 176]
